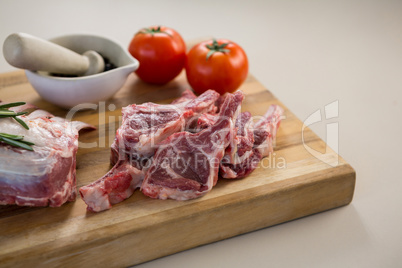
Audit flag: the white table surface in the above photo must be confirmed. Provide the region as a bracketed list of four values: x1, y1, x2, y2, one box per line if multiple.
[1, 1, 401, 267]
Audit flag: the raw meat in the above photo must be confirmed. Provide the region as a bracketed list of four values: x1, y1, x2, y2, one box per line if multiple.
[197, 110, 257, 179]
[0, 109, 94, 207]
[80, 90, 283, 212]
[111, 89, 219, 162]
[141, 91, 244, 200]
[170, 89, 197, 105]
[220, 105, 283, 179]
[110, 103, 192, 162]
[232, 112, 255, 158]
[79, 160, 145, 212]
[179, 89, 219, 114]
[220, 111, 255, 178]
[196, 112, 217, 130]
[81, 90, 219, 212]
[253, 105, 283, 157]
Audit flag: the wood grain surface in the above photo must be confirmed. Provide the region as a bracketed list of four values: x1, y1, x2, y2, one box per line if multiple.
[0, 70, 355, 267]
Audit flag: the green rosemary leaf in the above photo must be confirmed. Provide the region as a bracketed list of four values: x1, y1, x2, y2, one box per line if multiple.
[0, 133, 24, 140]
[19, 140, 35, 146]
[0, 101, 34, 150]
[0, 136, 33, 151]
[0, 111, 27, 117]
[0, 102, 26, 109]
[13, 116, 29, 130]
[0, 110, 18, 116]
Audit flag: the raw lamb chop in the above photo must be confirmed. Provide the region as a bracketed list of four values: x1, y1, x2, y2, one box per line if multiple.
[252, 105, 283, 157]
[79, 160, 145, 212]
[170, 89, 197, 105]
[0, 109, 93, 207]
[231, 112, 255, 158]
[80, 90, 219, 212]
[141, 91, 244, 200]
[80, 90, 283, 211]
[220, 105, 283, 179]
[110, 89, 219, 163]
[197, 110, 255, 178]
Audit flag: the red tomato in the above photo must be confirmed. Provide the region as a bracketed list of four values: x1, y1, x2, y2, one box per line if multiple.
[128, 26, 186, 85]
[185, 39, 248, 95]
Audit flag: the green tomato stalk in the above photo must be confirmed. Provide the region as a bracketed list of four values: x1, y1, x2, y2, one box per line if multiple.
[205, 39, 230, 60]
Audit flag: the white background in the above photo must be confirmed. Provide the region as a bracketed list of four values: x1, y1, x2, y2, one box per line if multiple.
[1, 0, 401, 267]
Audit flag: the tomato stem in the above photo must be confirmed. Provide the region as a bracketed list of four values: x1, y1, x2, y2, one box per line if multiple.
[205, 39, 230, 60]
[137, 26, 172, 37]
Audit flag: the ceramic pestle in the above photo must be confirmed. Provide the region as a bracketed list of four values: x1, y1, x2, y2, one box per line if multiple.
[3, 33, 105, 76]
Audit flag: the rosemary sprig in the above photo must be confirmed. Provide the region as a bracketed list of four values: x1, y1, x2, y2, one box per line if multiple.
[0, 102, 35, 151]
[0, 102, 27, 109]
[13, 116, 30, 130]
[0, 102, 29, 130]
[0, 133, 34, 151]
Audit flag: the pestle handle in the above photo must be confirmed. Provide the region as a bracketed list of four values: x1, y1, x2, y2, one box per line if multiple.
[3, 33, 104, 76]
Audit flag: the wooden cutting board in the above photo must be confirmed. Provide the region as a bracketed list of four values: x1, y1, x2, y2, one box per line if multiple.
[0, 70, 355, 267]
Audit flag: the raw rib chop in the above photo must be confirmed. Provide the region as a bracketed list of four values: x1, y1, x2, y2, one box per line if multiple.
[231, 112, 255, 158]
[81, 90, 219, 212]
[170, 89, 197, 104]
[141, 91, 244, 200]
[253, 104, 283, 157]
[220, 111, 255, 178]
[0, 109, 93, 207]
[110, 89, 219, 162]
[220, 105, 283, 179]
[79, 160, 145, 212]
[197, 110, 256, 179]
